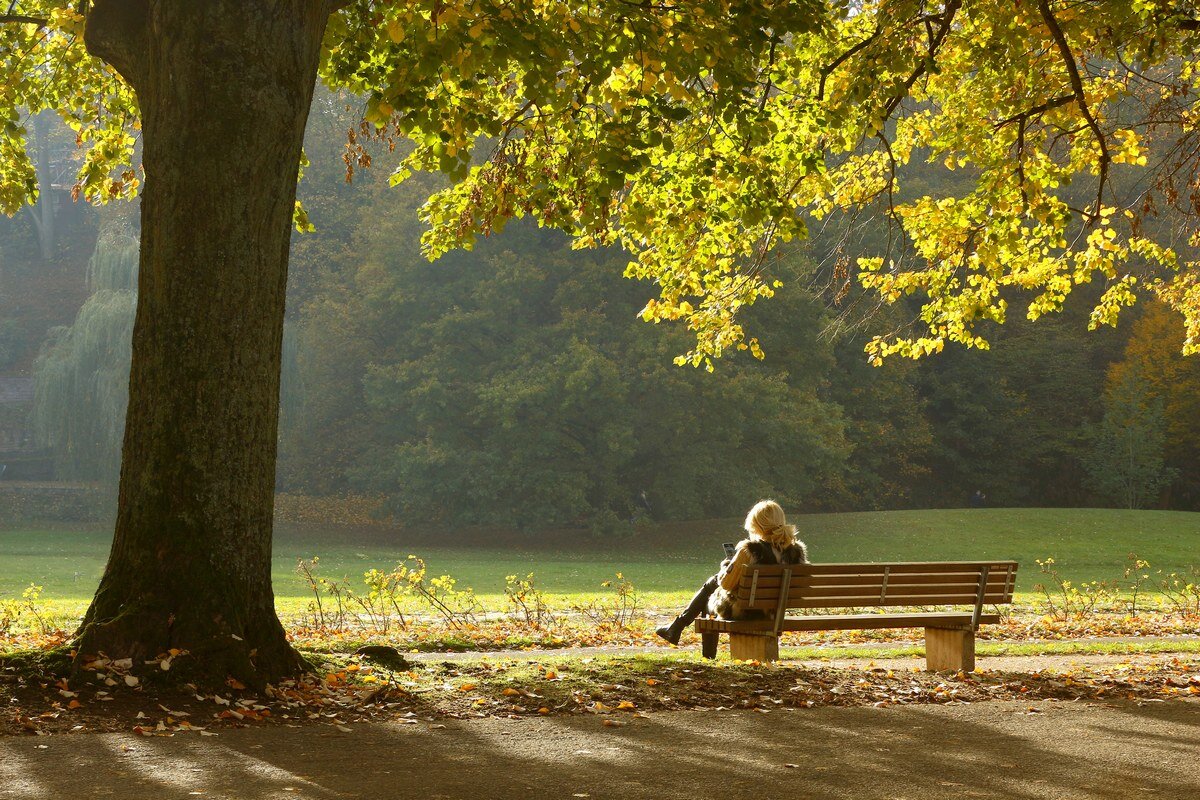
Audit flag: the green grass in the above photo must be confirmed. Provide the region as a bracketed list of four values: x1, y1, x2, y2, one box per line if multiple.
[778, 638, 1200, 661]
[2, 508, 1198, 611]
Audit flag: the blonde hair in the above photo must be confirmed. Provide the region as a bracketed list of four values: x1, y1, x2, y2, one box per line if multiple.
[744, 499, 797, 547]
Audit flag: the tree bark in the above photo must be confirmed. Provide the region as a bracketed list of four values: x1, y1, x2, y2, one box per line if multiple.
[77, 0, 331, 687]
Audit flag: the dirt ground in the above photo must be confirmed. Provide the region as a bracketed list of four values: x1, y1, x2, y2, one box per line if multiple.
[4, 649, 1200, 799]
[1, 697, 1198, 800]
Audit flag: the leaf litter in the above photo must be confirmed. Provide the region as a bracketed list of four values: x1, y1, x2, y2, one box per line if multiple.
[3, 649, 1200, 738]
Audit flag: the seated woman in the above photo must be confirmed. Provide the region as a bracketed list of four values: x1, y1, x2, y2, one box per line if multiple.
[656, 499, 808, 644]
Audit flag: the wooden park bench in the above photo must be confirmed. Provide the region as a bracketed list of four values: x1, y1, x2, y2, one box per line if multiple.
[694, 560, 1018, 671]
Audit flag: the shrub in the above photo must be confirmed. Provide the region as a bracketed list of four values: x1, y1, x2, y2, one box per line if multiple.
[573, 572, 640, 628]
[0, 584, 49, 635]
[505, 572, 555, 628]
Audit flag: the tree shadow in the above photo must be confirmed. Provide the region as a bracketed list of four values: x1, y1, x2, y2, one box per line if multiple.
[1, 700, 1198, 799]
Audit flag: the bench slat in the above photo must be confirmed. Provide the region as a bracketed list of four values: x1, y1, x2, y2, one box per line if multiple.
[695, 612, 1000, 633]
[744, 593, 1014, 610]
[739, 573, 1015, 589]
[733, 562, 1019, 610]
[751, 561, 1017, 575]
[745, 583, 1011, 600]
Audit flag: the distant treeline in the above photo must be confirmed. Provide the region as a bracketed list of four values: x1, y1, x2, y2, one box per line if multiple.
[276, 213, 1200, 529]
[4, 101, 1198, 531]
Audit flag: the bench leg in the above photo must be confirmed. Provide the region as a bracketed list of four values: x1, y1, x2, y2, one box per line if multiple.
[924, 627, 975, 672]
[700, 632, 719, 659]
[728, 633, 780, 662]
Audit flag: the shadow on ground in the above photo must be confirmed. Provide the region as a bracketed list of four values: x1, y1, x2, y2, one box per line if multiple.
[2, 699, 1198, 799]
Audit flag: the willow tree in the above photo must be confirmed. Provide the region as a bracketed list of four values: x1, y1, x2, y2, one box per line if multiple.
[3, 1, 1200, 685]
[32, 219, 304, 490]
[32, 220, 137, 485]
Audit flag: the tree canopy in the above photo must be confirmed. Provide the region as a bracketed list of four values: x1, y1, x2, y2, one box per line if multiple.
[5, 1, 1200, 367]
[7, 0, 1200, 686]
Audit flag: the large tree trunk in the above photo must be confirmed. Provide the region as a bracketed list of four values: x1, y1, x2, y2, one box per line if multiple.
[77, 0, 331, 686]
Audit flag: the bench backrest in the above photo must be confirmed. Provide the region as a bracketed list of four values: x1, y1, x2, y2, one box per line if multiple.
[736, 561, 1019, 619]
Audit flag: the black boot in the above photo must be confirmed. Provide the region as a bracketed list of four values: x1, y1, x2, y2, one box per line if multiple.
[657, 576, 718, 645]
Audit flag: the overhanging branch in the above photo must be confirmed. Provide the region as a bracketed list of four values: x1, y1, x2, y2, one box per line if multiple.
[1037, 0, 1109, 221]
[0, 13, 47, 25]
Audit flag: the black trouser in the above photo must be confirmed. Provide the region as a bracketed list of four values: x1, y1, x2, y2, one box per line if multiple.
[666, 574, 719, 632]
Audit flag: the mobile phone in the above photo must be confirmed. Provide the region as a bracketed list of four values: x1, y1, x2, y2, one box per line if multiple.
[722, 542, 737, 558]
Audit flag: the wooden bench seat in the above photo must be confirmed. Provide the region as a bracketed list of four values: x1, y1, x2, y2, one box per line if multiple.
[693, 560, 1018, 671]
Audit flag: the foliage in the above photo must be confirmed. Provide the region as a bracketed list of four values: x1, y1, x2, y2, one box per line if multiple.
[572, 573, 641, 629]
[294, 555, 481, 633]
[1122, 553, 1153, 617]
[26, 216, 304, 490]
[1084, 367, 1178, 508]
[7, 2, 1200, 368]
[504, 573, 555, 628]
[1032, 553, 1197, 620]
[819, 331, 935, 509]
[1158, 567, 1200, 618]
[30, 223, 136, 483]
[1105, 302, 1200, 505]
[0, 583, 47, 635]
[289, 210, 849, 528]
[1032, 558, 1117, 621]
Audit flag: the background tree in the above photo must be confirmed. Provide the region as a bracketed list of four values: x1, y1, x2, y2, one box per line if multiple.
[1085, 367, 1177, 509]
[32, 214, 136, 486]
[1103, 302, 1200, 505]
[286, 168, 849, 529]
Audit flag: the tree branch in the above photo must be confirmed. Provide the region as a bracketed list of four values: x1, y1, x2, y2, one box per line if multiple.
[0, 13, 48, 25]
[83, 0, 149, 88]
[1037, 0, 1109, 221]
[993, 95, 1074, 129]
[881, 0, 962, 121]
[818, 25, 882, 101]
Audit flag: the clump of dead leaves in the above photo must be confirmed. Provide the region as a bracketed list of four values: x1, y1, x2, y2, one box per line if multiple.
[395, 655, 1200, 721]
[5, 649, 1200, 739]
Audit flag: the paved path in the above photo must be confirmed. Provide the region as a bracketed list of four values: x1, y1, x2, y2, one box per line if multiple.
[3, 699, 1198, 799]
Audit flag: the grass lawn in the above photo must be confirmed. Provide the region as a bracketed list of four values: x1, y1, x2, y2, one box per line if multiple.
[1, 508, 1198, 613]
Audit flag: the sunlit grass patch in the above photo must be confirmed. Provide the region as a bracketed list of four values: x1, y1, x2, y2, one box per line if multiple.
[5, 508, 1200, 604]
